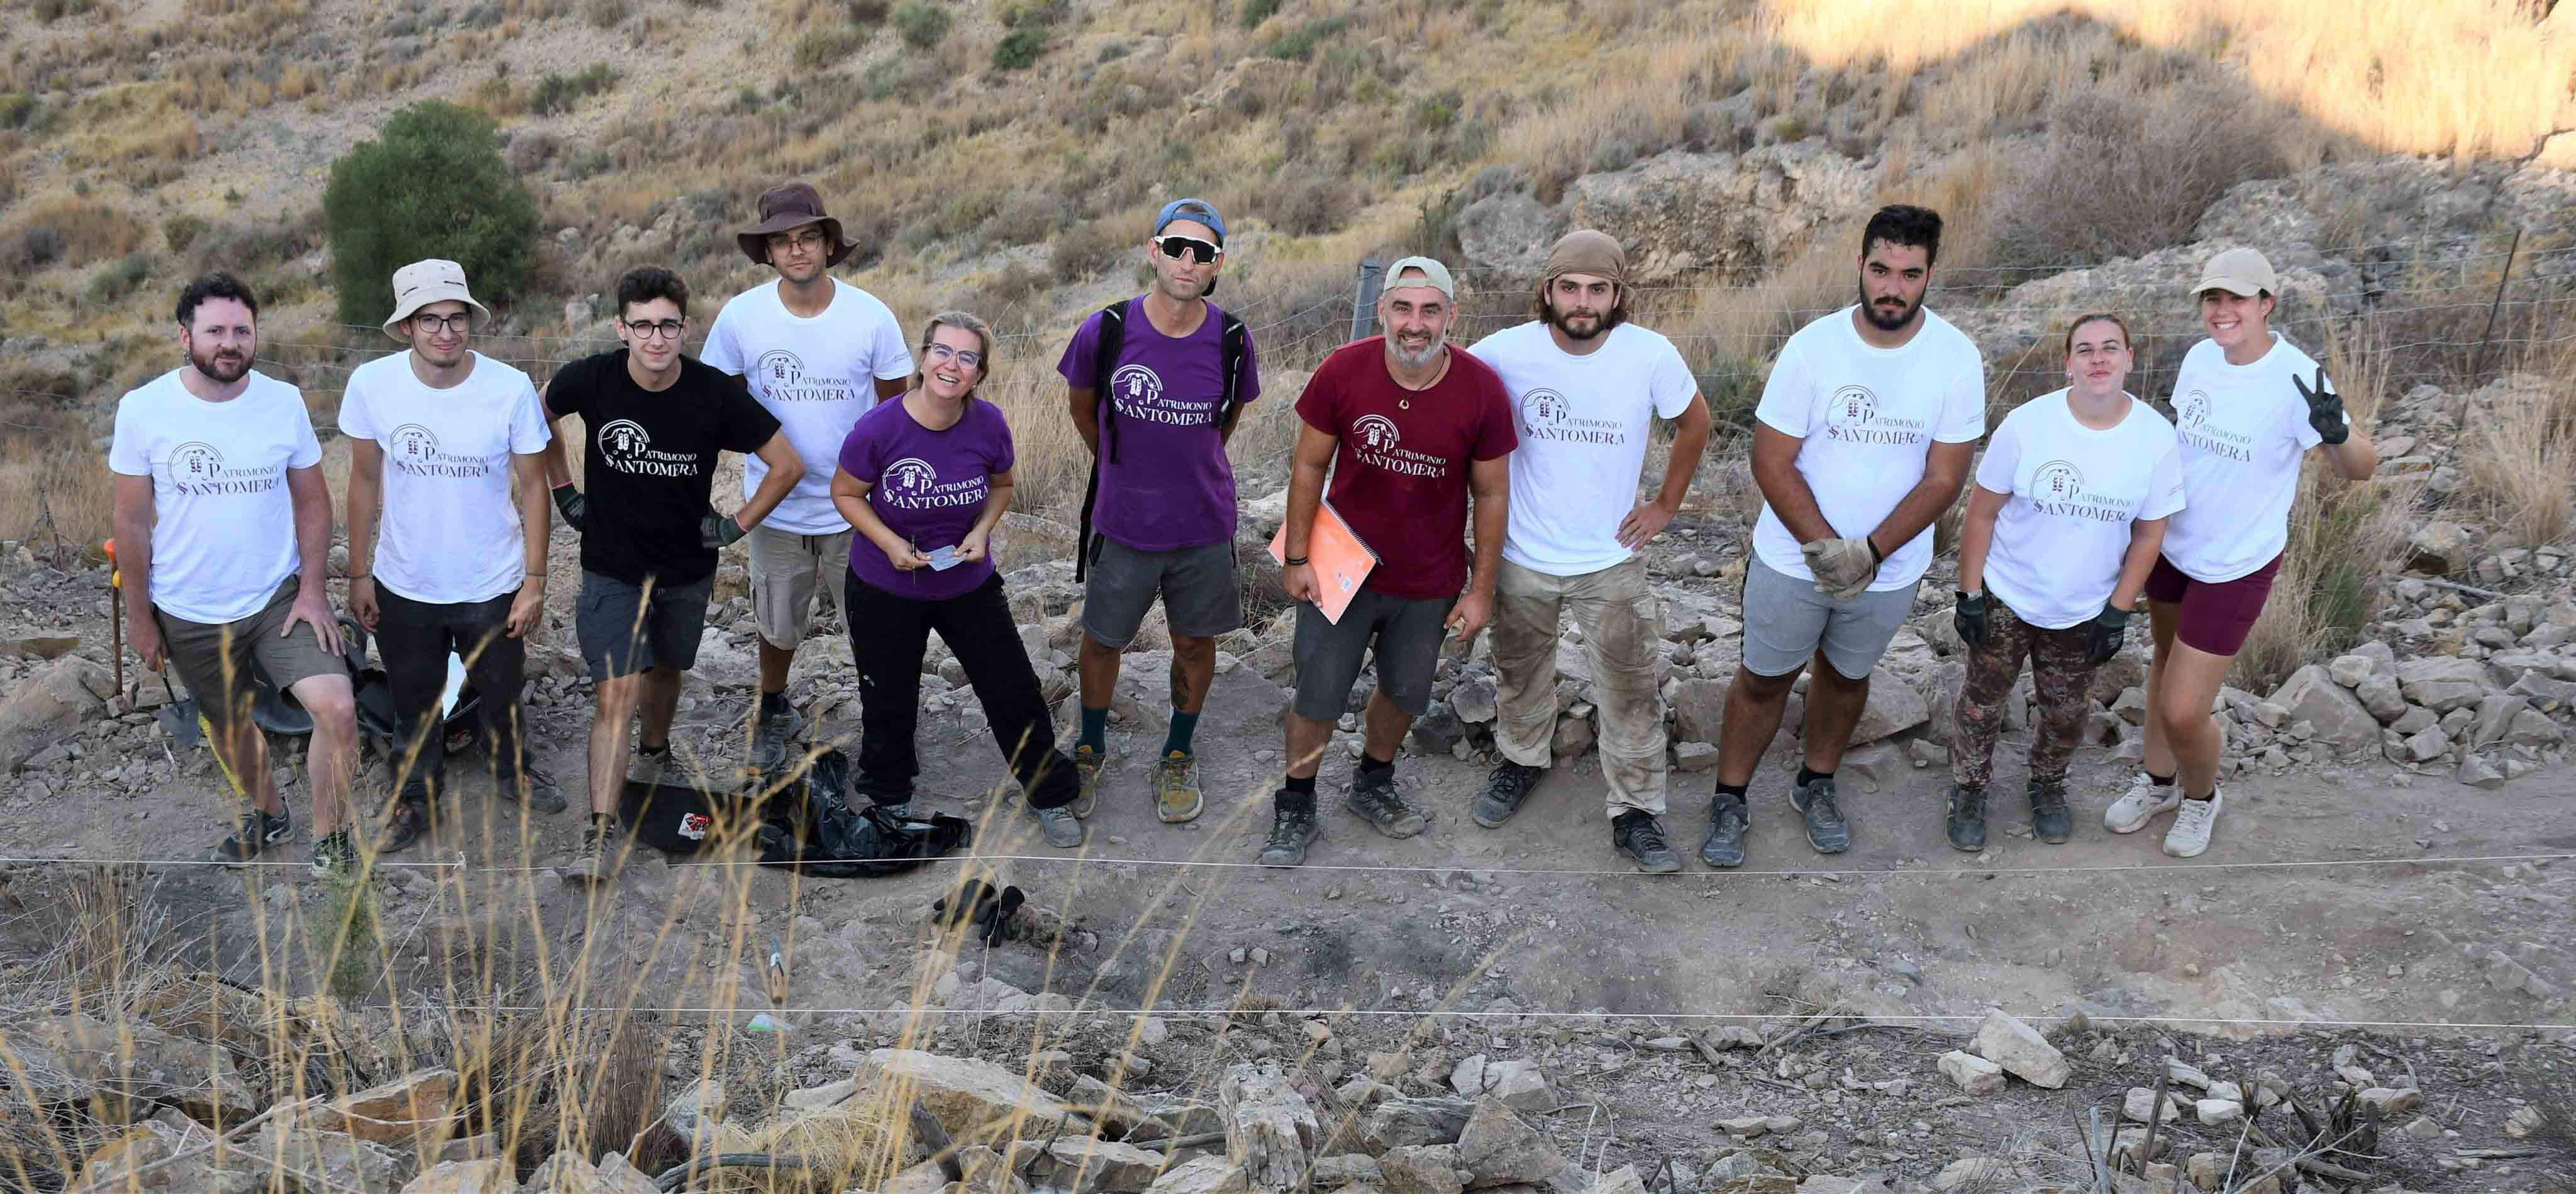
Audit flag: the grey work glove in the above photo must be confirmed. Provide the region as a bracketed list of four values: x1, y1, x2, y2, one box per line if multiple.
[1801, 536, 1879, 601]
[701, 510, 749, 549]
[552, 484, 585, 533]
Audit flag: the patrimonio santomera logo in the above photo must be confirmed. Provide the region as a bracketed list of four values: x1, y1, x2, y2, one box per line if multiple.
[1826, 384, 1879, 429]
[1521, 388, 1567, 434]
[1353, 413, 1401, 452]
[599, 418, 651, 463]
[884, 456, 938, 498]
[757, 349, 804, 390]
[2177, 389, 2211, 428]
[389, 423, 439, 464]
[2032, 459, 2085, 502]
[1111, 363, 1163, 405]
[171, 441, 223, 478]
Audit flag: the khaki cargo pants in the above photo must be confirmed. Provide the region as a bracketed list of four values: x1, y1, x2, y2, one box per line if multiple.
[1489, 555, 1667, 818]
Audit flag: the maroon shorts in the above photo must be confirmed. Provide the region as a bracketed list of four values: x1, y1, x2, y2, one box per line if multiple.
[2144, 553, 2282, 657]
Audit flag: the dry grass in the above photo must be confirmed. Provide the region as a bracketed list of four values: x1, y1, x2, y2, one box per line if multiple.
[2461, 361, 2576, 550]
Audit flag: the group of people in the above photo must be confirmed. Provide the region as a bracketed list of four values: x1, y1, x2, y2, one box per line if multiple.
[106, 187, 2375, 882]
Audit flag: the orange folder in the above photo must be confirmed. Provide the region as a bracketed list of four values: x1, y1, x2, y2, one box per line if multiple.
[1270, 499, 1379, 625]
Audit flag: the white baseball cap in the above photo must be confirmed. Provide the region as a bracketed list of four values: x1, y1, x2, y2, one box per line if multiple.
[382, 258, 493, 341]
[2191, 247, 2278, 298]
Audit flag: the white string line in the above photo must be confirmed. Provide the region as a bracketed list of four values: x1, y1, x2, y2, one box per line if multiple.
[338, 1004, 2576, 1031]
[0, 856, 466, 869]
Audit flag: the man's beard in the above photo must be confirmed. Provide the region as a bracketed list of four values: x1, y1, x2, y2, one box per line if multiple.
[1387, 332, 1445, 370]
[1548, 303, 1609, 342]
[1857, 282, 1919, 332]
[189, 343, 251, 384]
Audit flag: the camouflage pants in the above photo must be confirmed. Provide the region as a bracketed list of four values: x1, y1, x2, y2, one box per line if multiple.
[1950, 601, 2097, 791]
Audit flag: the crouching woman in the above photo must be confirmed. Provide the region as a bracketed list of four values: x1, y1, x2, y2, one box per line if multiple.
[1946, 313, 2183, 851]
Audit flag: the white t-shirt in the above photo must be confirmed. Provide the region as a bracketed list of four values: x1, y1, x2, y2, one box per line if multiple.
[1751, 306, 1987, 591]
[108, 369, 321, 625]
[1974, 391, 2187, 629]
[1467, 321, 1698, 576]
[702, 278, 915, 534]
[2160, 334, 2332, 583]
[338, 352, 552, 605]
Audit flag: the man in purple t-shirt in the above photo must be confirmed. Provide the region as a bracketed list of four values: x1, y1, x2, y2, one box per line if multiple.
[1058, 198, 1262, 826]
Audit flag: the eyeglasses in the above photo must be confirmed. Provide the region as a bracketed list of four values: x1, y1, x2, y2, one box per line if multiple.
[409, 312, 472, 334]
[767, 229, 828, 250]
[1157, 235, 1219, 264]
[623, 319, 686, 340]
[922, 343, 984, 369]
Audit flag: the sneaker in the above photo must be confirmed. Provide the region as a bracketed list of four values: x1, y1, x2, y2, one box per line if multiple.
[2104, 773, 2182, 834]
[1613, 810, 1681, 874]
[630, 747, 674, 788]
[1788, 773, 1851, 854]
[1256, 799, 1321, 868]
[310, 830, 358, 881]
[751, 699, 805, 774]
[2028, 777, 2073, 845]
[564, 818, 615, 883]
[1699, 795, 1748, 868]
[497, 765, 568, 814]
[1343, 768, 1428, 839]
[374, 798, 430, 856]
[1025, 802, 1087, 849]
[210, 806, 292, 864]
[1069, 744, 1106, 818]
[1944, 783, 1988, 852]
[2162, 789, 2223, 858]
[1154, 750, 1204, 823]
[1472, 761, 1545, 829]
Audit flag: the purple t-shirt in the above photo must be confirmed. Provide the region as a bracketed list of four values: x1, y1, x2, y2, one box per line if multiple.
[838, 396, 1015, 601]
[1055, 298, 1262, 552]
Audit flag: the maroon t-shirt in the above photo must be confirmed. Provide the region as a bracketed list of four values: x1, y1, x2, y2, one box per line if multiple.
[1293, 338, 1518, 600]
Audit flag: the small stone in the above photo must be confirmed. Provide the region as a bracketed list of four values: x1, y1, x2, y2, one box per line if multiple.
[1938, 1050, 2005, 1095]
[2194, 1099, 2242, 1125]
[2404, 1115, 2445, 1141]
[2358, 1087, 2423, 1115]
[1970, 1010, 2068, 1088]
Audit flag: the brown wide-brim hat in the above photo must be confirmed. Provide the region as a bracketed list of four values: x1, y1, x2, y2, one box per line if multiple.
[736, 181, 855, 268]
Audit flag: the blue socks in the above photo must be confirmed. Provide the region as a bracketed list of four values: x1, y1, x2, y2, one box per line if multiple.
[1162, 710, 1199, 757]
[1078, 706, 1108, 754]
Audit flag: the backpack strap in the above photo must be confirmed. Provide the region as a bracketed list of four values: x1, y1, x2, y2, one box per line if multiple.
[1075, 300, 1129, 583]
[1216, 310, 1248, 436]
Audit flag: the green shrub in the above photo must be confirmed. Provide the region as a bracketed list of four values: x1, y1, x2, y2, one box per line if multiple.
[323, 101, 541, 326]
[992, 27, 1047, 69]
[86, 252, 153, 307]
[892, 1, 948, 48]
[999, 0, 1065, 26]
[794, 27, 866, 69]
[845, 0, 889, 20]
[1240, 0, 1280, 28]
[584, 0, 627, 27]
[1263, 15, 1346, 60]
[529, 62, 619, 116]
[162, 214, 209, 253]
[0, 93, 36, 130]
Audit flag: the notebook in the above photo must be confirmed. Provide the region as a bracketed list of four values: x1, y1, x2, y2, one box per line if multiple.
[1269, 499, 1379, 625]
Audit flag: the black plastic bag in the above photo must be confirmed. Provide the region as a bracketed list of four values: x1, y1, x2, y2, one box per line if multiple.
[756, 756, 973, 878]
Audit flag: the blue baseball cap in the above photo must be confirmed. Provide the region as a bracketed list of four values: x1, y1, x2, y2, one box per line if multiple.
[1154, 198, 1226, 245]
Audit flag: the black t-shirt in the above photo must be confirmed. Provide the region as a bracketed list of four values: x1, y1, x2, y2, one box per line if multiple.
[546, 349, 780, 585]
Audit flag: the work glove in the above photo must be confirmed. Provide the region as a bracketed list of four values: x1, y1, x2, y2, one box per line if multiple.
[701, 510, 749, 549]
[2293, 367, 2350, 445]
[1802, 537, 1879, 601]
[934, 880, 1026, 947]
[1953, 591, 1990, 652]
[2084, 604, 2133, 667]
[552, 485, 586, 533]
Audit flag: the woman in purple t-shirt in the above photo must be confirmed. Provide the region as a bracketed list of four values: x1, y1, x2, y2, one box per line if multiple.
[830, 311, 1085, 848]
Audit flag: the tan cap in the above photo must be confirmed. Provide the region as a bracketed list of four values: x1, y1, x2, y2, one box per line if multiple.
[1544, 229, 1626, 284]
[1380, 255, 1455, 300]
[2192, 247, 2277, 298]
[382, 259, 492, 342]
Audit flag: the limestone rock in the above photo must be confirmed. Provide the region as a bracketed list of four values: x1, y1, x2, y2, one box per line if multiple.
[1668, 678, 1726, 744]
[19, 1014, 260, 1126]
[1969, 1010, 2068, 1089]
[856, 1049, 1072, 1144]
[524, 1149, 661, 1193]
[1220, 1063, 1321, 1193]
[1033, 1137, 1168, 1193]
[2267, 665, 2377, 754]
[2194, 1099, 2243, 1125]
[1314, 1156, 1386, 1189]
[1452, 675, 1500, 725]
[1565, 145, 1877, 285]
[2358, 1087, 2423, 1115]
[1, 656, 112, 771]
[308, 1068, 460, 1145]
[2123, 1086, 2180, 1124]
[1575, 1165, 1647, 1194]
[1936, 1051, 2002, 1096]
[1148, 1156, 1251, 1194]
[1850, 678, 1928, 745]
[398, 1159, 515, 1193]
[2407, 522, 2473, 575]
[63, 1119, 237, 1194]
[1456, 1101, 1569, 1188]
[2396, 657, 2491, 712]
[1455, 192, 1568, 275]
[1380, 1144, 1464, 1194]
[1362, 1098, 1474, 1154]
[246, 1124, 413, 1193]
[1929, 1159, 2011, 1192]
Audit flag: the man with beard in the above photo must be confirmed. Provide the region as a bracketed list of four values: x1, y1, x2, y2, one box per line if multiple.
[1261, 257, 1516, 868]
[1702, 204, 1984, 868]
[111, 272, 366, 877]
[700, 183, 914, 774]
[1463, 230, 1710, 872]
[340, 259, 560, 855]
[1058, 198, 1260, 825]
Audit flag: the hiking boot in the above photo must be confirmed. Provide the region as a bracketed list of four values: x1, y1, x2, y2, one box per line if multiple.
[564, 818, 616, 884]
[2028, 777, 2074, 845]
[1700, 795, 1748, 868]
[1344, 768, 1428, 839]
[1472, 760, 1545, 829]
[310, 830, 358, 881]
[2162, 789, 2223, 858]
[210, 806, 292, 865]
[751, 698, 804, 774]
[497, 764, 568, 814]
[1069, 744, 1106, 818]
[374, 798, 430, 856]
[629, 747, 674, 788]
[1257, 800, 1321, 868]
[2104, 772, 2182, 834]
[1026, 801, 1087, 849]
[1789, 773, 1851, 854]
[1155, 750, 1204, 823]
[1613, 810, 1681, 874]
[1944, 783, 1988, 852]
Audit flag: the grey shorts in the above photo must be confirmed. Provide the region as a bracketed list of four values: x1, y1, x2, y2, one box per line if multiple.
[155, 576, 346, 735]
[749, 525, 852, 650]
[1081, 535, 1244, 649]
[1291, 587, 1456, 722]
[1740, 556, 1913, 681]
[575, 570, 714, 682]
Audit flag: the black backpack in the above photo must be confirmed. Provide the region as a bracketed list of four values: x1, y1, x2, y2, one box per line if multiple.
[1074, 298, 1250, 581]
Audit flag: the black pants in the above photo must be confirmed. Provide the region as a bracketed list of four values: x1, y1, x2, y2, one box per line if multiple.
[845, 571, 1076, 809]
[375, 586, 529, 802]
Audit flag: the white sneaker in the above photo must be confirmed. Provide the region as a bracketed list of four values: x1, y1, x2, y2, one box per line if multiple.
[2103, 773, 2182, 834]
[2162, 788, 2223, 858]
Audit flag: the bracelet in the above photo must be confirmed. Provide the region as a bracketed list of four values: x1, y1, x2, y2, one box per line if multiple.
[1865, 537, 1884, 564]
[1284, 555, 1309, 567]
[349, 573, 370, 581]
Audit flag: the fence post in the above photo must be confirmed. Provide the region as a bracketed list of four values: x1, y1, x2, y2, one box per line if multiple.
[1350, 257, 1384, 342]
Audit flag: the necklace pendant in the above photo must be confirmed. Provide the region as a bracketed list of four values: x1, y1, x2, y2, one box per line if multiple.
[1399, 399, 1409, 410]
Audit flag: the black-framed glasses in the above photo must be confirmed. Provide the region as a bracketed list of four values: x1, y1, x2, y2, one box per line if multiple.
[767, 228, 829, 250]
[923, 342, 984, 369]
[623, 318, 686, 340]
[1157, 235, 1219, 264]
[410, 312, 472, 333]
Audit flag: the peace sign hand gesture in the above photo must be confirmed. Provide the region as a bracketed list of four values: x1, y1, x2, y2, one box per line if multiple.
[2293, 367, 2350, 445]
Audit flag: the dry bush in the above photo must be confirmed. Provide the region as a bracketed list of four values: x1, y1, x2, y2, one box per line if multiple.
[2460, 364, 2576, 549]
[1985, 84, 2296, 274]
[3, 198, 147, 268]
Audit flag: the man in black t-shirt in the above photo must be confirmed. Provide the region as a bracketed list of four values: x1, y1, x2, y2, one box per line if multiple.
[541, 266, 802, 882]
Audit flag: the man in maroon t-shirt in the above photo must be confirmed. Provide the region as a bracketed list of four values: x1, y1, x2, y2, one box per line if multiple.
[1264, 257, 1518, 868]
